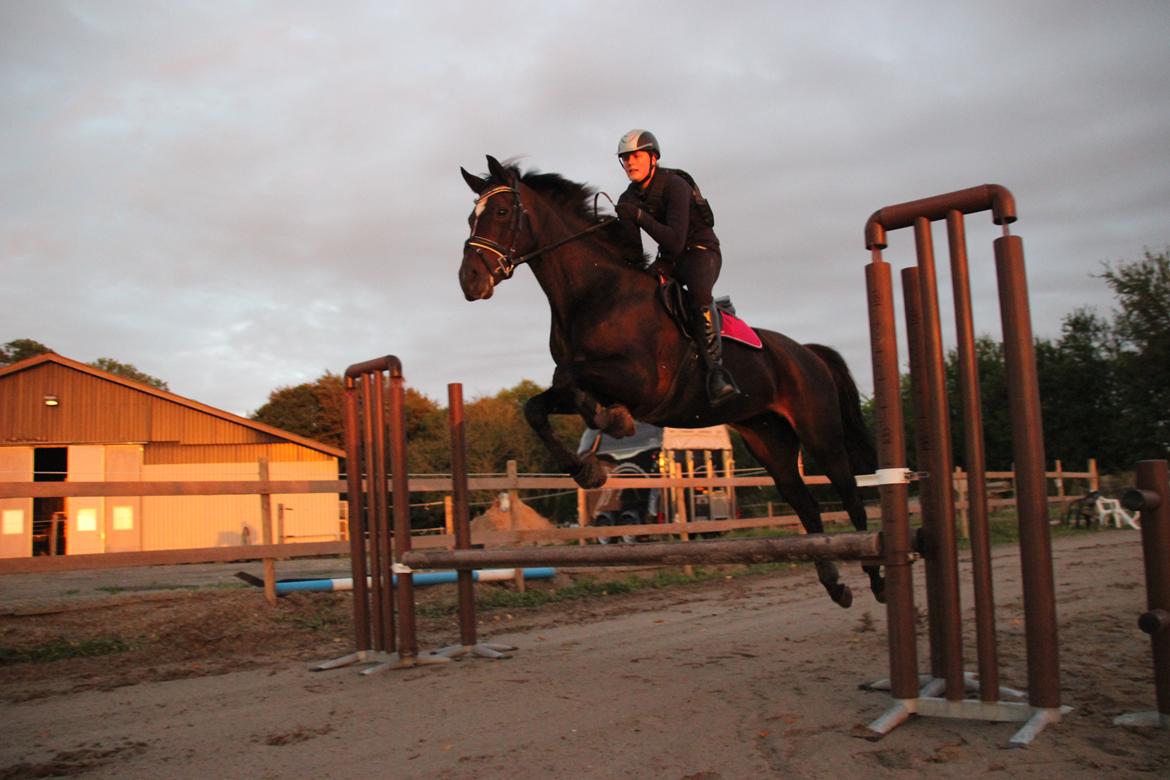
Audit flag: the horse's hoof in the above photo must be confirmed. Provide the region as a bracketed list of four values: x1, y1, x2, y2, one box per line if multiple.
[865, 567, 887, 604]
[831, 583, 853, 609]
[570, 455, 609, 489]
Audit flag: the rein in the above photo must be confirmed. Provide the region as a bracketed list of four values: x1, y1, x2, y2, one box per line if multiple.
[465, 184, 616, 284]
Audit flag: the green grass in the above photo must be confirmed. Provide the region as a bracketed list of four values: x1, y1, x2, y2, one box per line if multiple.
[275, 607, 347, 632]
[0, 637, 136, 665]
[94, 581, 248, 595]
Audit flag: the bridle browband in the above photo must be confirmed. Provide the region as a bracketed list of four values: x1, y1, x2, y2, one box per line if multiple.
[464, 183, 616, 285]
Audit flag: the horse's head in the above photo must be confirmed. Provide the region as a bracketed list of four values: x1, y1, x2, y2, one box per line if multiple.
[458, 155, 535, 301]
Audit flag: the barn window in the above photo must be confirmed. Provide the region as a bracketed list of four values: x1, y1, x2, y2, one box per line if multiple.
[113, 505, 134, 531]
[2, 509, 23, 535]
[76, 508, 98, 532]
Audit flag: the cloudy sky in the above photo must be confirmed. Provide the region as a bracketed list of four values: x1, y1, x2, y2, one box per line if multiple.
[3, 1, 1168, 417]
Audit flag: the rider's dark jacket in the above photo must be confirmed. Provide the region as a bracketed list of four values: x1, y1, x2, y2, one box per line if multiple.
[617, 168, 719, 263]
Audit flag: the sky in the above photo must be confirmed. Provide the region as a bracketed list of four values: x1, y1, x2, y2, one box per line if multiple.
[2, 1, 1168, 418]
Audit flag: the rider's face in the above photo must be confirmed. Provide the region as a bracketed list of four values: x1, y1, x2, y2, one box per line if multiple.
[619, 150, 655, 185]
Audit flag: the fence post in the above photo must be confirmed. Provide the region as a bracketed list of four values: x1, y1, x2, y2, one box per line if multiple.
[576, 488, 588, 546]
[672, 458, 693, 576]
[955, 467, 969, 541]
[726, 448, 737, 520]
[259, 457, 276, 606]
[507, 459, 525, 592]
[1055, 460, 1065, 511]
[1089, 458, 1099, 491]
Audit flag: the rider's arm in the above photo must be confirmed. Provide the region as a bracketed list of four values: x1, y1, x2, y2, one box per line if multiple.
[633, 174, 690, 257]
[615, 191, 645, 261]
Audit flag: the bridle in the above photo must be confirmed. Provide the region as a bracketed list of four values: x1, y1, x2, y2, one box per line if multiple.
[464, 183, 616, 286]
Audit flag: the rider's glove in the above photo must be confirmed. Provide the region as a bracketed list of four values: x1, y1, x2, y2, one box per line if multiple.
[615, 202, 642, 225]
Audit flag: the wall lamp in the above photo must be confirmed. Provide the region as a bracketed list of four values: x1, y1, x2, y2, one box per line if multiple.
[43, 395, 59, 407]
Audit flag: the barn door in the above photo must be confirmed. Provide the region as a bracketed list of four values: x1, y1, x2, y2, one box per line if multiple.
[104, 445, 142, 553]
[67, 445, 105, 555]
[0, 447, 33, 559]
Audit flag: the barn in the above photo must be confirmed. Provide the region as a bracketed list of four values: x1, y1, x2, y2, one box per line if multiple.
[0, 353, 344, 559]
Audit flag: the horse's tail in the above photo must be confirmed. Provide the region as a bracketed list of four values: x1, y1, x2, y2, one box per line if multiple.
[804, 344, 877, 476]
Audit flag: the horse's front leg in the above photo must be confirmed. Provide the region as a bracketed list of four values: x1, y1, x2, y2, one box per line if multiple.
[523, 386, 610, 489]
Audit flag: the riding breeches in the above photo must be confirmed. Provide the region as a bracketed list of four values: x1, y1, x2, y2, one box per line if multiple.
[670, 246, 722, 308]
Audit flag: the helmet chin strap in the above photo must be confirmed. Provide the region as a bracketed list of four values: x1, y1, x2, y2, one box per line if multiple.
[636, 157, 658, 189]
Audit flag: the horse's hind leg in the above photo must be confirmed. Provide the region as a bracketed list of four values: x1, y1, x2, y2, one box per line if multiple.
[803, 431, 886, 604]
[733, 415, 853, 608]
[822, 456, 886, 603]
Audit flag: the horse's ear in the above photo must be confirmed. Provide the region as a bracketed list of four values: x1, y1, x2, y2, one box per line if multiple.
[486, 155, 511, 184]
[461, 166, 488, 194]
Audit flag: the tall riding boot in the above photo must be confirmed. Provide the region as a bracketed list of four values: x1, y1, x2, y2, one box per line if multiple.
[689, 305, 741, 406]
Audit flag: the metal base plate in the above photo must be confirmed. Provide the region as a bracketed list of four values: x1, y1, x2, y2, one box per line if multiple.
[862, 674, 1070, 746]
[432, 641, 517, 660]
[1114, 711, 1170, 729]
[311, 648, 450, 675]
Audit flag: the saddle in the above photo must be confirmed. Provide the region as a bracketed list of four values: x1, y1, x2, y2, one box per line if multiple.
[656, 276, 763, 350]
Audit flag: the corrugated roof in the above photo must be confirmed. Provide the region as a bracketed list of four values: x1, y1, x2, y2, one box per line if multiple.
[0, 353, 344, 458]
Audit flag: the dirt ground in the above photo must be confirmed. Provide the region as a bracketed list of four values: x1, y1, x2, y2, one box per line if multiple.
[1, 529, 1168, 779]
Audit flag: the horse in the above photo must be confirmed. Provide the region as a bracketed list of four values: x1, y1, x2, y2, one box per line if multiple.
[457, 155, 882, 607]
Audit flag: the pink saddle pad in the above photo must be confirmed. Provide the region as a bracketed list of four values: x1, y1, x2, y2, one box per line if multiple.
[721, 311, 763, 349]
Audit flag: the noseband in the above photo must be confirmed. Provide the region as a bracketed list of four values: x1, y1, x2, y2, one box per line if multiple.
[464, 184, 617, 287]
[464, 185, 528, 284]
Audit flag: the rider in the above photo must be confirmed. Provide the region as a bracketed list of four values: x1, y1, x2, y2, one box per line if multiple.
[613, 129, 740, 407]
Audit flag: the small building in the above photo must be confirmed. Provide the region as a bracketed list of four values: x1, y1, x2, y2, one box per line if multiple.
[0, 353, 344, 559]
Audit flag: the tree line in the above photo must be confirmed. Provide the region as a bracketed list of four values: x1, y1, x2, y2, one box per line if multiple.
[0, 339, 169, 390]
[888, 249, 1169, 474]
[6, 249, 1167, 486]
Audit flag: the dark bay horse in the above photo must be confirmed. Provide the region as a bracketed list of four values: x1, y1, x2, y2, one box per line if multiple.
[458, 155, 882, 607]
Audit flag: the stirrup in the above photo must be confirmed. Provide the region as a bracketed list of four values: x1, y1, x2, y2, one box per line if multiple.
[707, 370, 740, 406]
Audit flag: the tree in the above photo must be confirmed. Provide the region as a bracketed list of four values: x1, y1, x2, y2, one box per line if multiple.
[1099, 249, 1170, 459]
[1035, 309, 1124, 470]
[0, 338, 53, 365]
[1, 340, 170, 391]
[89, 357, 169, 391]
[251, 373, 345, 447]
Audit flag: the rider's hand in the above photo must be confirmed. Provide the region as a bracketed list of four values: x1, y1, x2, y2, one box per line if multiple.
[615, 202, 641, 225]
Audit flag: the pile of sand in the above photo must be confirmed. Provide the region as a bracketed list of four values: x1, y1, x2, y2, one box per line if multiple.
[470, 494, 557, 535]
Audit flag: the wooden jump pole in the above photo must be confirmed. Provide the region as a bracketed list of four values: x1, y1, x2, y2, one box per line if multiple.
[403, 531, 882, 570]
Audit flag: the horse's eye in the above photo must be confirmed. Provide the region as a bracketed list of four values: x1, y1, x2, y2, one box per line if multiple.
[496, 207, 509, 217]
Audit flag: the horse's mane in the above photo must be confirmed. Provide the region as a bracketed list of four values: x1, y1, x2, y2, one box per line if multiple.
[495, 163, 641, 260]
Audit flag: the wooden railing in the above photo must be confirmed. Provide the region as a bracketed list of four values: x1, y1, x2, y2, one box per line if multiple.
[0, 459, 1098, 575]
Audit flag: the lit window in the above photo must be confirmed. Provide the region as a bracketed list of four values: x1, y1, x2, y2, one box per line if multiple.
[2, 510, 23, 535]
[76, 508, 98, 532]
[113, 505, 134, 531]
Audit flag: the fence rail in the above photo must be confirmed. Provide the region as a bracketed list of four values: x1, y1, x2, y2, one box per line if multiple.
[0, 461, 1097, 576]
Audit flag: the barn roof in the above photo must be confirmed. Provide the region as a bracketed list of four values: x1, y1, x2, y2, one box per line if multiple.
[0, 353, 344, 458]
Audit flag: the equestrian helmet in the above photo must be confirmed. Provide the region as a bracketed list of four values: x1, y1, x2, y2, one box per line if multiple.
[617, 129, 660, 158]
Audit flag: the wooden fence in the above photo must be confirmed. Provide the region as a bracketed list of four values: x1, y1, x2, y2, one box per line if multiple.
[0, 459, 1098, 575]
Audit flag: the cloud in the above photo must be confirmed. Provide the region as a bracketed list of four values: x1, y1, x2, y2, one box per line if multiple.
[2, 0, 1168, 418]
